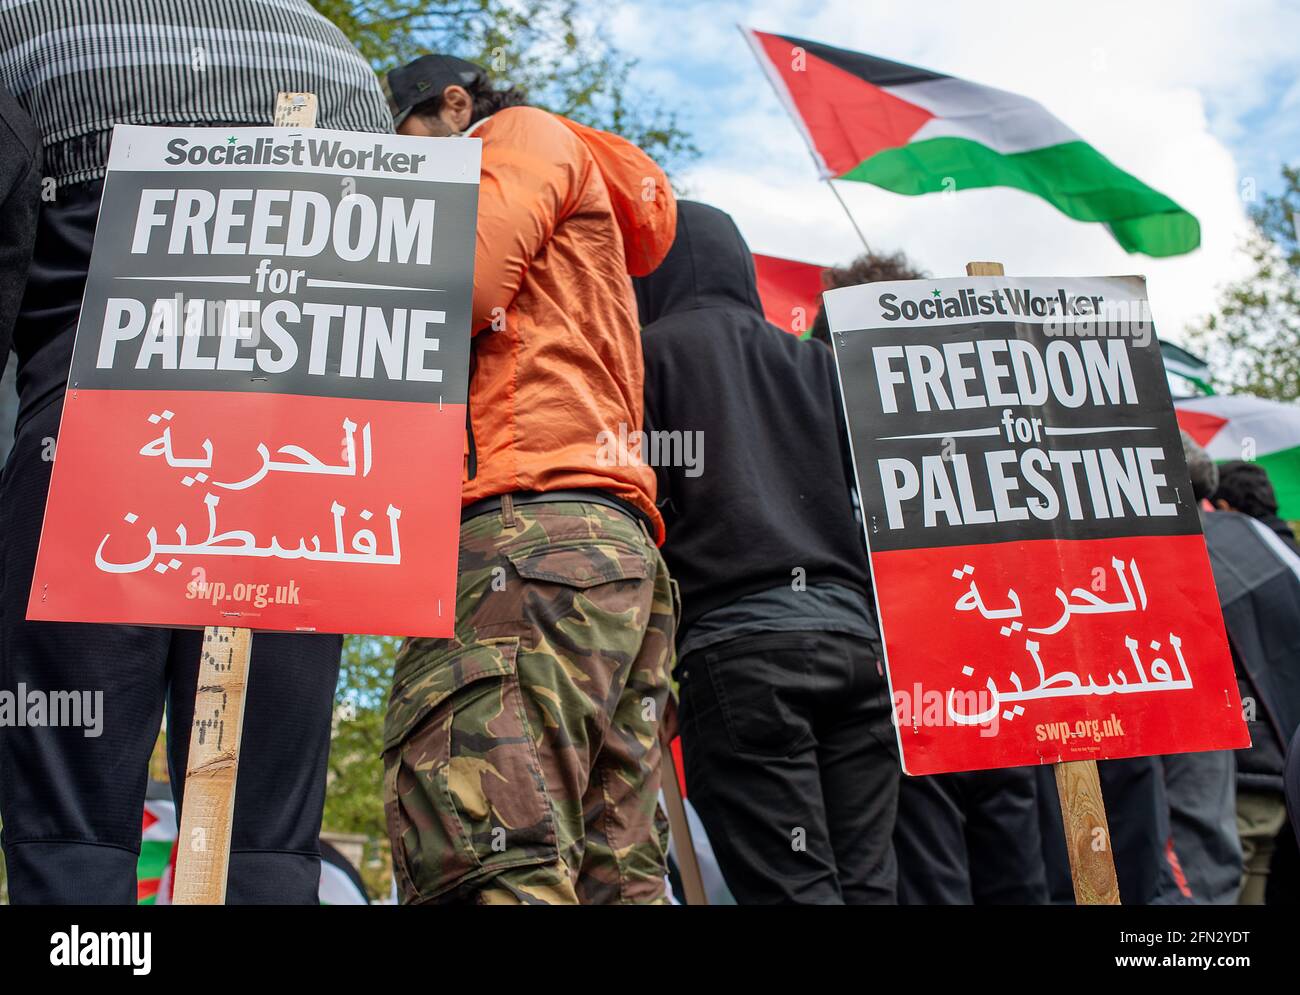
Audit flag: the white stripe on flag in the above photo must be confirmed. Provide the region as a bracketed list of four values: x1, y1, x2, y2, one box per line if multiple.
[1176, 395, 1300, 460]
[887, 77, 1080, 154]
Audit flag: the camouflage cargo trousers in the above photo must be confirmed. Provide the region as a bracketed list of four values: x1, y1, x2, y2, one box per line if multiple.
[384, 499, 676, 904]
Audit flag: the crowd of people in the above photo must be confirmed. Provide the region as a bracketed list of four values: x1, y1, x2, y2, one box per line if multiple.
[0, 0, 1297, 905]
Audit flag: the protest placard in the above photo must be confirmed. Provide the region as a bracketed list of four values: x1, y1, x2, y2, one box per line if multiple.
[826, 273, 1250, 777]
[27, 120, 479, 637]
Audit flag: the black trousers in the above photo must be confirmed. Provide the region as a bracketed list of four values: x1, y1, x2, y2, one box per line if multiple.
[677, 630, 900, 904]
[0, 393, 341, 904]
[894, 767, 1049, 904]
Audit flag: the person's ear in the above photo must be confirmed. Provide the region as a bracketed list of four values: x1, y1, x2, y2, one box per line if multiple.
[1214, 498, 1231, 511]
[440, 84, 474, 133]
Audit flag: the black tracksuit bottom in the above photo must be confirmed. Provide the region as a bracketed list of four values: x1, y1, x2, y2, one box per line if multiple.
[677, 630, 900, 904]
[894, 767, 1050, 904]
[0, 362, 340, 905]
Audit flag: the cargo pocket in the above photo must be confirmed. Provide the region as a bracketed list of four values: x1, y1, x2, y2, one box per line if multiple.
[503, 536, 654, 674]
[504, 535, 651, 589]
[382, 637, 557, 903]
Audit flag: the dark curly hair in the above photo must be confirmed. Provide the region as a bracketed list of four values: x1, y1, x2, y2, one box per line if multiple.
[1214, 460, 1280, 518]
[809, 250, 928, 345]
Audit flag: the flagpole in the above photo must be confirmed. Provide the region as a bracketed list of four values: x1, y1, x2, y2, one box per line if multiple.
[825, 178, 872, 256]
[740, 24, 875, 260]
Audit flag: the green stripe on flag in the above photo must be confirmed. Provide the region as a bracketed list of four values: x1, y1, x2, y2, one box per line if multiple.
[844, 137, 1200, 257]
[136, 839, 172, 905]
[1254, 446, 1300, 523]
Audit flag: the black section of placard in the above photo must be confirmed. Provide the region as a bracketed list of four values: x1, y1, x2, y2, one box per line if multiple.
[68, 167, 475, 405]
[833, 317, 1203, 552]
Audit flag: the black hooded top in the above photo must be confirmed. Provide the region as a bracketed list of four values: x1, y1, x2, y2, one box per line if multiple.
[635, 201, 872, 635]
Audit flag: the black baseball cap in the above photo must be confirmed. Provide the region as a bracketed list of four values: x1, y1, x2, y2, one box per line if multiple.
[388, 54, 487, 128]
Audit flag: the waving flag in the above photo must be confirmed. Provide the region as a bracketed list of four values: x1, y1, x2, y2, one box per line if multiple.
[1162, 341, 1214, 397]
[1175, 395, 1300, 519]
[744, 28, 1200, 257]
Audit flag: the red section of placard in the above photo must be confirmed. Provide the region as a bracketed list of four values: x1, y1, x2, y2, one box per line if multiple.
[29, 388, 463, 636]
[870, 533, 1248, 775]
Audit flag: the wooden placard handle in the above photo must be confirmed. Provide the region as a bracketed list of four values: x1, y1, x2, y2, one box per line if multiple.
[172, 92, 319, 904]
[272, 92, 318, 129]
[659, 736, 708, 905]
[964, 259, 1121, 906]
[1053, 756, 1122, 904]
[172, 626, 254, 904]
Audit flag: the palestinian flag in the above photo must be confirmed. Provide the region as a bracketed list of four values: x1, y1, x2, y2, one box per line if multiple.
[137, 798, 178, 905]
[1175, 395, 1300, 519]
[744, 28, 1200, 257]
[1162, 341, 1214, 397]
[753, 253, 826, 335]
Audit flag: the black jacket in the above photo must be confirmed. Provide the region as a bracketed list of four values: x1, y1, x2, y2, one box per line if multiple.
[0, 86, 41, 361]
[1260, 512, 1299, 554]
[1202, 510, 1300, 791]
[634, 201, 872, 635]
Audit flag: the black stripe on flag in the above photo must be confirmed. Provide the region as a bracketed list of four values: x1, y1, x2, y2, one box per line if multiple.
[774, 33, 949, 87]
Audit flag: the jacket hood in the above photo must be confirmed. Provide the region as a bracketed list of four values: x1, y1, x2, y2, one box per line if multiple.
[555, 116, 677, 277]
[633, 200, 764, 326]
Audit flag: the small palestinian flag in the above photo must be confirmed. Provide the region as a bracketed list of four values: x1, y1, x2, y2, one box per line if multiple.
[744, 28, 1199, 257]
[753, 253, 826, 335]
[1175, 395, 1300, 520]
[137, 798, 178, 905]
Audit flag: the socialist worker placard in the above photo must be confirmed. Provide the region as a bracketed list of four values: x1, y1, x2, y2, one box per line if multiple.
[826, 275, 1249, 775]
[28, 126, 480, 636]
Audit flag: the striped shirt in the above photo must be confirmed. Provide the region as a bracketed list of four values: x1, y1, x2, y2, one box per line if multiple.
[0, 0, 393, 188]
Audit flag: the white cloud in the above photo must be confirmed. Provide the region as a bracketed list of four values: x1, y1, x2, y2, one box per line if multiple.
[622, 0, 1300, 341]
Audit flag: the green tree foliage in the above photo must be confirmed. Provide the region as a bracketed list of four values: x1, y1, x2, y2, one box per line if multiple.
[1188, 165, 1300, 399]
[325, 634, 398, 898]
[310, 0, 697, 174]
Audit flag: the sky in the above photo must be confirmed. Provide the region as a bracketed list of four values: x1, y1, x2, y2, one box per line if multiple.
[609, 0, 1300, 342]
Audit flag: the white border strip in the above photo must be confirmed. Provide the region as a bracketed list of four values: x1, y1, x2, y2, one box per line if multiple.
[824, 275, 1151, 332]
[106, 124, 481, 186]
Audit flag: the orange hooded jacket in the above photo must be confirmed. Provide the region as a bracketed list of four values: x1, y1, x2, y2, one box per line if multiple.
[464, 106, 676, 542]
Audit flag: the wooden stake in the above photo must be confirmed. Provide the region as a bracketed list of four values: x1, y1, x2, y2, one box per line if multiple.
[963, 261, 1007, 279]
[964, 259, 1121, 906]
[172, 626, 253, 904]
[172, 92, 318, 904]
[1053, 755, 1121, 904]
[660, 737, 708, 905]
[271, 91, 318, 129]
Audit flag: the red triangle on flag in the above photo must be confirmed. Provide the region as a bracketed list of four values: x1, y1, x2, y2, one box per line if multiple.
[750, 29, 934, 176]
[1174, 408, 1227, 448]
